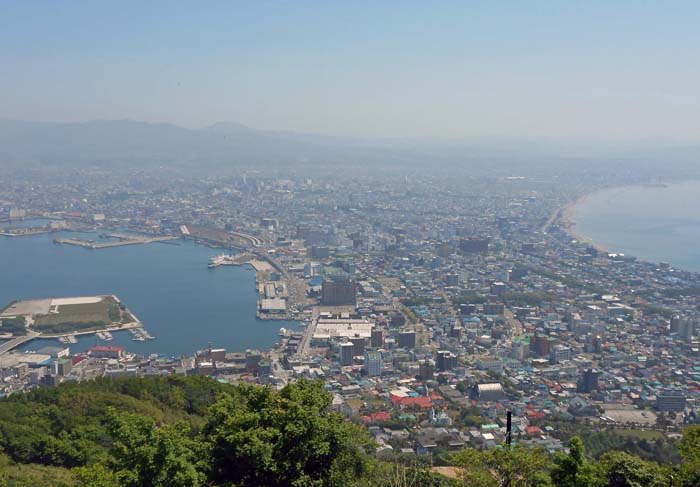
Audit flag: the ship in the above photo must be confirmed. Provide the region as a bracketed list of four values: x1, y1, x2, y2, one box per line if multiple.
[96, 331, 114, 341]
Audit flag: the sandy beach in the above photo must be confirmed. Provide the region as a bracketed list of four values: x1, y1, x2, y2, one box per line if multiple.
[558, 194, 610, 254]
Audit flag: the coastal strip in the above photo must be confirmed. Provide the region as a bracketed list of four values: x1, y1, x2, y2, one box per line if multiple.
[557, 194, 610, 254]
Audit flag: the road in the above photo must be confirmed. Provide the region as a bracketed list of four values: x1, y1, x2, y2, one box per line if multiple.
[505, 309, 523, 337]
[269, 347, 292, 386]
[0, 331, 39, 354]
[298, 307, 320, 357]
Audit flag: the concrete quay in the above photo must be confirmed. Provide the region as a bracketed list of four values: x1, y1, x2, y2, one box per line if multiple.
[54, 234, 178, 249]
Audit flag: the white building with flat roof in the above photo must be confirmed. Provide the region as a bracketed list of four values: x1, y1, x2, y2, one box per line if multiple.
[312, 319, 373, 346]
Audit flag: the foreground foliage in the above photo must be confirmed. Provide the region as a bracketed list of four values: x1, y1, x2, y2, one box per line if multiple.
[0, 376, 699, 486]
[0, 375, 231, 467]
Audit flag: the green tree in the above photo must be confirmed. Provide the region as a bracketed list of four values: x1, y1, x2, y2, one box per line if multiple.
[106, 409, 204, 487]
[551, 436, 601, 487]
[598, 451, 666, 487]
[202, 378, 370, 487]
[72, 463, 120, 487]
[450, 444, 551, 487]
[677, 426, 700, 486]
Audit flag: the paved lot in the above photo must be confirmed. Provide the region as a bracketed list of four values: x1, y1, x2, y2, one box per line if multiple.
[1, 299, 51, 317]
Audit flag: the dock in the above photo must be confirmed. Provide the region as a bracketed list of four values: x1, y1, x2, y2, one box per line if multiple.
[207, 252, 253, 268]
[54, 234, 179, 249]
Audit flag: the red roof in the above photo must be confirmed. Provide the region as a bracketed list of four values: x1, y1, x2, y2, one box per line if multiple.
[71, 355, 87, 366]
[371, 411, 391, 421]
[390, 395, 432, 409]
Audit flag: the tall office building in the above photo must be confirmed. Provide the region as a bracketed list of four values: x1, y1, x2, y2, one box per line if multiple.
[680, 319, 696, 342]
[371, 329, 384, 348]
[321, 280, 357, 306]
[531, 334, 552, 357]
[577, 368, 599, 393]
[350, 337, 366, 357]
[364, 351, 383, 377]
[418, 359, 435, 380]
[339, 342, 355, 366]
[670, 315, 681, 334]
[398, 330, 416, 349]
[490, 282, 506, 298]
[436, 350, 457, 372]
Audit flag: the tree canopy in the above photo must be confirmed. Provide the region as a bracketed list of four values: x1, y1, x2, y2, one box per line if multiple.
[1, 377, 700, 487]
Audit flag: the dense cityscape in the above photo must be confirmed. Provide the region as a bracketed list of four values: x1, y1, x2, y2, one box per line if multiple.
[4, 2, 700, 484]
[1, 165, 699, 472]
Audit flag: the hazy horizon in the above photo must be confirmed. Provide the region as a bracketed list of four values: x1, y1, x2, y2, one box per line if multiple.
[3, 1, 700, 140]
[3, 117, 697, 146]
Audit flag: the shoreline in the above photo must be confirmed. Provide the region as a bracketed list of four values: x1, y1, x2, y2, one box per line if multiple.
[0, 234, 292, 357]
[559, 193, 611, 254]
[557, 181, 700, 274]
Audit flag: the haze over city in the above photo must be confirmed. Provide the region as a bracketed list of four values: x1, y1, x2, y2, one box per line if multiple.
[3, 2, 700, 486]
[3, 1, 700, 140]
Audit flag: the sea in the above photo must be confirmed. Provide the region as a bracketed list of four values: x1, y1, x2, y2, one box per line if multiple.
[0, 223, 297, 357]
[574, 180, 700, 273]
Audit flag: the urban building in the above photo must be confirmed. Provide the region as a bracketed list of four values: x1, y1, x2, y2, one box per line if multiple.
[340, 342, 355, 366]
[656, 389, 688, 412]
[321, 280, 357, 306]
[364, 351, 382, 377]
[398, 330, 416, 349]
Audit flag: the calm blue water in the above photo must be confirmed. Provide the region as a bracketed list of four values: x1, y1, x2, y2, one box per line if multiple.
[0, 230, 294, 356]
[575, 181, 700, 272]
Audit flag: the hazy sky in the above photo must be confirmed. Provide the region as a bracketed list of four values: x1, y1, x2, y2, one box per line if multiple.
[2, 1, 700, 139]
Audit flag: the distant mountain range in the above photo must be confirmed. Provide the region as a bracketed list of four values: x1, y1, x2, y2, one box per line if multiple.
[1, 118, 698, 174]
[0, 119, 338, 169]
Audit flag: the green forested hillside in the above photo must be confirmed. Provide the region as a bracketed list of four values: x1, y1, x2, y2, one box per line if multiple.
[0, 376, 698, 487]
[0, 375, 231, 468]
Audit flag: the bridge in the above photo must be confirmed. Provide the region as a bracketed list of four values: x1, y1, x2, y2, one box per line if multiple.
[0, 331, 39, 354]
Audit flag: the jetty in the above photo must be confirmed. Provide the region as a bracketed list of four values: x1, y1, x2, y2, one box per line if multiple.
[54, 233, 178, 249]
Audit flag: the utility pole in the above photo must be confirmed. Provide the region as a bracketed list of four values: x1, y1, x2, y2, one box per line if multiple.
[506, 410, 512, 447]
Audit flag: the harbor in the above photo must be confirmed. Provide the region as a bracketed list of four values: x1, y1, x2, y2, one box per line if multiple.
[128, 327, 155, 341]
[207, 252, 308, 322]
[0, 295, 148, 355]
[0, 229, 296, 356]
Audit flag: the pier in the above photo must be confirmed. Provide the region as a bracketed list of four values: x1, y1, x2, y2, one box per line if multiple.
[54, 233, 179, 249]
